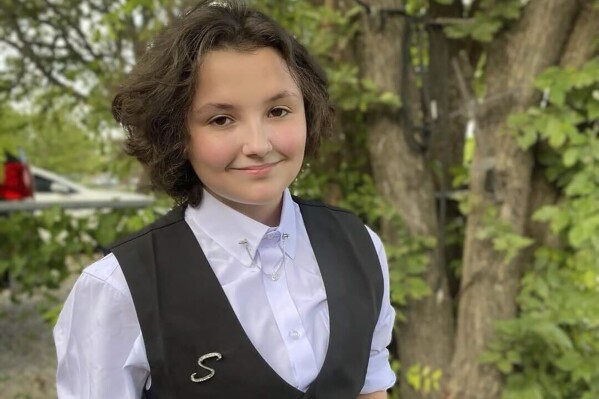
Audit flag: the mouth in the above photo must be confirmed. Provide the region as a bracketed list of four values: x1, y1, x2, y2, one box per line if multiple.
[232, 161, 281, 171]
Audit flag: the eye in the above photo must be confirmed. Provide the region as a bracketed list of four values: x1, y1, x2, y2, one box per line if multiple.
[269, 107, 290, 118]
[208, 115, 233, 127]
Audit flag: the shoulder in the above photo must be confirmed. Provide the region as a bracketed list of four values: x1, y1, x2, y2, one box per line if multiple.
[54, 255, 145, 396]
[292, 196, 366, 229]
[293, 196, 384, 254]
[79, 253, 131, 298]
[110, 206, 186, 250]
[55, 254, 136, 337]
[292, 195, 357, 216]
[364, 225, 384, 254]
[293, 196, 380, 236]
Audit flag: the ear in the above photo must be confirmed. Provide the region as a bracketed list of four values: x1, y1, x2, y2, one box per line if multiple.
[181, 136, 190, 159]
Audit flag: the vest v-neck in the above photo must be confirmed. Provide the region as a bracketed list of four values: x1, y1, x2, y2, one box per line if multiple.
[178, 213, 322, 397]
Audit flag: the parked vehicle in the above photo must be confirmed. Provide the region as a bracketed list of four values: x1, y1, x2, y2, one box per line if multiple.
[0, 152, 154, 213]
[0, 151, 34, 201]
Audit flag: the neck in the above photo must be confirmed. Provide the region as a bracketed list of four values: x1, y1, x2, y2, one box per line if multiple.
[234, 201, 283, 227]
[206, 190, 284, 227]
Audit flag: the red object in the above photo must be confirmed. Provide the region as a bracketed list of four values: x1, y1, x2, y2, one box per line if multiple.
[0, 161, 34, 200]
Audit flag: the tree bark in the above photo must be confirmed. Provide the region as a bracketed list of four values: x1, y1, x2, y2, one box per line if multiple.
[447, 1, 582, 398]
[427, 0, 467, 302]
[358, 1, 454, 398]
[559, 0, 599, 69]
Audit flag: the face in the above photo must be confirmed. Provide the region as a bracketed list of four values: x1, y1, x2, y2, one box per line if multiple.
[187, 47, 307, 223]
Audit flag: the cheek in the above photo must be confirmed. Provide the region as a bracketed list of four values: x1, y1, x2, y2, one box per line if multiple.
[275, 122, 307, 156]
[188, 136, 236, 171]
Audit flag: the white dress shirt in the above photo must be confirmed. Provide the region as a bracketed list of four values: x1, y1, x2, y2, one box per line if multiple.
[54, 189, 396, 398]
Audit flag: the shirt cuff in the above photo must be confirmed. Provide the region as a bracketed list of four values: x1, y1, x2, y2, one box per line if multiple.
[360, 348, 397, 394]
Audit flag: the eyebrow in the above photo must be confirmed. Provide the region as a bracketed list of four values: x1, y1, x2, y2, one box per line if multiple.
[193, 90, 300, 115]
[266, 90, 300, 103]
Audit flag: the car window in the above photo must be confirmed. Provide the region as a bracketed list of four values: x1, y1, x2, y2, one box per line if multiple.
[34, 175, 53, 193]
[34, 175, 76, 194]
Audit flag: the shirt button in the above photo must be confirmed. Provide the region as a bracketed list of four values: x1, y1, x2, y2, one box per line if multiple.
[289, 329, 301, 339]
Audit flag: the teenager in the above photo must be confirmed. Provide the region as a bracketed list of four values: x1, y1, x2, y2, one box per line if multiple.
[54, 1, 396, 398]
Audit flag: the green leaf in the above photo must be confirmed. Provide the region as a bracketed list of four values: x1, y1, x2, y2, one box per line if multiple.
[546, 118, 566, 148]
[378, 91, 402, 108]
[565, 173, 594, 196]
[502, 375, 543, 399]
[562, 147, 580, 167]
[471, 19, 502, 42]
[548, 88, 566, 106]
[480, 350, 502, 364]
[497, 359, 513, 373]
[535, 66, 562, 89]
[534, 323, 573, 350]
[569, 224, 589, 248]
[516, 126, 538, 149]
[406, 364, 422, 390]
[555, 352, 582, 371]
[588, 98, 599, 120]
[532, 205, 558, 222]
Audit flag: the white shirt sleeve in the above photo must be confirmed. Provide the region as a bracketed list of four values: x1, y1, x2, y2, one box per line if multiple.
[360, 226, 397, 394]
[54, 254, 150, 399]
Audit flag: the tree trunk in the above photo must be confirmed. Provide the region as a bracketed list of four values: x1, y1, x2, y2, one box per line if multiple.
[447, 1, 583, 398]
[427, 0, 467, 303]
[358, 1, 454, 398]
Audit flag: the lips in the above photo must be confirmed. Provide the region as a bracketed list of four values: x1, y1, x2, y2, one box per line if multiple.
[232, 161, 281, 171]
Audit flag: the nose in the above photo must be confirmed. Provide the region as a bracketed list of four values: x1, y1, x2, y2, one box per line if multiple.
[242, 120, 272, 157]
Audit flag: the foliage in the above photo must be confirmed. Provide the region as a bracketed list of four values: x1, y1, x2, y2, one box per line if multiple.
[442, 0, 524, 42]
[0, 207, 159, 302]
[0, 0, 193, 179]
[386, 225, 436, 320]
[0, 0, 187, 101]
[477, 207, 534, 263]
[406, 363, 443, 395]
[0, 104, 107, 176]
[482, 58, 599, 399]
[254, 0, 401, 112]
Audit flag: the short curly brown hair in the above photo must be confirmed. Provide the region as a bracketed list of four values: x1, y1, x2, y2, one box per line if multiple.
[112, 0, 334, 206]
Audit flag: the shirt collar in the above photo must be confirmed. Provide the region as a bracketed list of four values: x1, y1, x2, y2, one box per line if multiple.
[277, 190, 297, 259]
[185, 189, 297, 267]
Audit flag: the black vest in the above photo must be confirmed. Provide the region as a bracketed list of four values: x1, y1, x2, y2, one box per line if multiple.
[111, 197, 384, 399]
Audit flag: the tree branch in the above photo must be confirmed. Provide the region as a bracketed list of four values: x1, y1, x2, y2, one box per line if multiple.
[559, 0, 599, 69]
[40, 0, 103, 62]
[87, 0, 111, 15]
[1, 33, 86, 101]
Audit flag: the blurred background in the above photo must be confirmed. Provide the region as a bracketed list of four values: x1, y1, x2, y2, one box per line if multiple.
[0, 0, 598, 398]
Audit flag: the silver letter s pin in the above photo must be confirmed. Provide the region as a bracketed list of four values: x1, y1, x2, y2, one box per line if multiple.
[191, 352, 222, 383]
